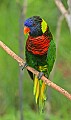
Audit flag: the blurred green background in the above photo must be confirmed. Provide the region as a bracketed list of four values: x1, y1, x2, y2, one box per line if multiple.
[0, 0, 71, 120]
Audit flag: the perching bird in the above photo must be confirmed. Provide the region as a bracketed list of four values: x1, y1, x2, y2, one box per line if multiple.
[23, 16, 56, 111]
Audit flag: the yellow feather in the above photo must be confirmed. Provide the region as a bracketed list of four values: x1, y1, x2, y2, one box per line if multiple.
[41, 19, 47, 33]
[40, 82, 46, 101]
[33, 76, 38, 95]
[39, 65, 47, 72]
[35, 80, 39, 104]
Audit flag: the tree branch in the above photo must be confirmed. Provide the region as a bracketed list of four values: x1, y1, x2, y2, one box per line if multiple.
[55, 0, 68, 18]
[0, 41, 71, 100]
[55, 0, 71, 32]
[67, 0, 71, 31]
[17, 0, 28, 119]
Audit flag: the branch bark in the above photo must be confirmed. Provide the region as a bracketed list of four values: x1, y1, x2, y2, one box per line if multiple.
[55, 0, 68, 17]
[67, 0, 71, 31]
[55, 0, 71, 32]
[0, 41, 71, 100]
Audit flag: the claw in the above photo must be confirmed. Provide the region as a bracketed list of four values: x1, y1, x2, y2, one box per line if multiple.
[38, 72, 44, 80]
[22, 62, 28, 70]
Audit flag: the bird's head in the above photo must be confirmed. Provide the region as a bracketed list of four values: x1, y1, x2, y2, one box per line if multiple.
[24, 16, 47, 37]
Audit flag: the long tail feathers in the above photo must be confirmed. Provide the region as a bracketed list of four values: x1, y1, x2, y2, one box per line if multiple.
[33, 76, 38, 96]
[35, 80, 39, 104]
[40, 82, 46, 101]
[33, 75, 46, 111]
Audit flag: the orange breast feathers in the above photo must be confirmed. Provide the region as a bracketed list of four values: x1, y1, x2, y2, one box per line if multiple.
[26, 35, 50, 55]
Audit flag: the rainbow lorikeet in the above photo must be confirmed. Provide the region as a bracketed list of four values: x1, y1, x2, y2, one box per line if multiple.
[23, 16, 56, 111]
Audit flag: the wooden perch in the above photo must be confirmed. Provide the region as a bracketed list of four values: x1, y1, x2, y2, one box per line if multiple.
[0, 40, 71, 100]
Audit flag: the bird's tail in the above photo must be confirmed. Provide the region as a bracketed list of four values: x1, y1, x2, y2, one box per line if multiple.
[33, 75, 46, 112]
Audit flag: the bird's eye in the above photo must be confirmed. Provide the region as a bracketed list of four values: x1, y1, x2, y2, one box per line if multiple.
[33, 23, 36, 26]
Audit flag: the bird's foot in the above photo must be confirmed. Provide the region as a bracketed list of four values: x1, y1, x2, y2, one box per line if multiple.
[38, 72, 44, 80]
[22, 62, 28, 70]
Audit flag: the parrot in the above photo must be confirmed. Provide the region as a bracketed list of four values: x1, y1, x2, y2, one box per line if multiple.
[23, 16, 56, 111]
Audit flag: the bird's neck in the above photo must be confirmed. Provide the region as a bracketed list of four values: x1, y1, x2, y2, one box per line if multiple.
[26, 34, 51, 55]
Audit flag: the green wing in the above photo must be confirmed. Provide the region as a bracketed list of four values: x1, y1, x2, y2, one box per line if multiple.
[47, 40, 56, 77]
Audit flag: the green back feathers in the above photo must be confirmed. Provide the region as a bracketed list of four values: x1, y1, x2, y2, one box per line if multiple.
[47, 40, 56, 75]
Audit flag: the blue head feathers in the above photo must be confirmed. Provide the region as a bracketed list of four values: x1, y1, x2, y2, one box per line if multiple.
[24, 16, 43, 37]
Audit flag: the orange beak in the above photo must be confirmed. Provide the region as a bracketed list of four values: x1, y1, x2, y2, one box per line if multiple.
[24, 26, 30, 34]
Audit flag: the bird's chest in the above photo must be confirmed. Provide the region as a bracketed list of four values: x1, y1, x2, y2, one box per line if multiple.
[26, 35, 50, 55]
